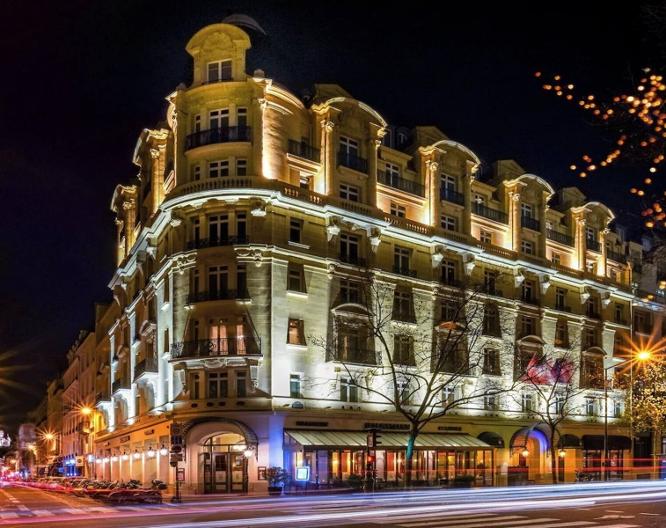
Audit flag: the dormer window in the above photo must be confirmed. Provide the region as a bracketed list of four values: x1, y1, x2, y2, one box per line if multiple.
[520, 203, 534, 218]
[207, 60, 232, 83]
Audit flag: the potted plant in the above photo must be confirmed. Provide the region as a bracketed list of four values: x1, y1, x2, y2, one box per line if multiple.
[266, 466, 287, 495]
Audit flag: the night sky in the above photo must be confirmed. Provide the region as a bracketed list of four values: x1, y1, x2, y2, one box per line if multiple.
[0, 1, 658, 430]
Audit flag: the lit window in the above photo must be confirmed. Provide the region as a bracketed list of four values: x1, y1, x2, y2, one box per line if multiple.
[290, 374, 302, 398]
[287, 319, 305, 346]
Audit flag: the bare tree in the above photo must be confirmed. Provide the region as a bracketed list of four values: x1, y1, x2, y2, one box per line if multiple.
[311, 271, 517, 486]
[516, 344, 591, 484]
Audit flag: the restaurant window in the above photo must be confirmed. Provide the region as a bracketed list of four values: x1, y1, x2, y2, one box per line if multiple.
[287, 319, 306, 346]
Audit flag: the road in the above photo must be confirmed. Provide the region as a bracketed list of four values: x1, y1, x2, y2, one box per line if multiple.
[2, 481, 666, 527]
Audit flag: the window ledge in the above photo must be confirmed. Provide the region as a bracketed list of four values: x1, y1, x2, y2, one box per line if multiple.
[288, 241, 310, 250]
[287, 290, 308, 299]
[286, 343, 308, 351]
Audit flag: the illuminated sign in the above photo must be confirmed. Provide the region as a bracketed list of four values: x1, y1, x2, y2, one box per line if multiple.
[0, 431, 10, 448]
[294, 466, 310, 481]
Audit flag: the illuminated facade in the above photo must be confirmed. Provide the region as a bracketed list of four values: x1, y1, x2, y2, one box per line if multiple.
[51, 22, 666, 492]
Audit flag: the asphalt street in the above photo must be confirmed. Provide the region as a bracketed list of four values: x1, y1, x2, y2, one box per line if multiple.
[2, 481, 666, 527]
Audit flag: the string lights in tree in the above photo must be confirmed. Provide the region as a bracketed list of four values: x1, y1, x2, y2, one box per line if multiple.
[536, 70, 666, 228]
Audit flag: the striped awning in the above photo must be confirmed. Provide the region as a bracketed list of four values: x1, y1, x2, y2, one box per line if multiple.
[285, 430, 492, 449]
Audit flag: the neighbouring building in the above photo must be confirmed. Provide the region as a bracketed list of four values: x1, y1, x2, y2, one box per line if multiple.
[32, 20, 666, 493]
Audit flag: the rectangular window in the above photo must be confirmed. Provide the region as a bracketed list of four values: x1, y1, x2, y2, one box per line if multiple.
[208, 214, 229, 242]
[339, 280, 362, 304]
[236, 264, 247, 297]
[479, 229, 492, 244]
[385, 162, 400, 184]
[207, 372, 228, 399]
[393, 290, 413, 320]
[520, 203, 533, 218]
[192, 218, 201, 246]
[290, 374, 302, 399]
[287, 319, 306, 345]
[390, 203, 406, 217]
[442, 260, 456, 285]
[482, 303, 501, 336]
[555, 319, 569, 348]
[483, 270, 497, 295]
[484, 392, 498, 411]
[521, 280, 535, 303]
[340, 378, 358, 403]
[236, 158, 247, 176]
[289, 219, 302, 244]
[209, 108, 229, 129]
[339, 136, 359, 157]
[236, 212, 247, 241]
[236, 372, 247, 398]
[441, 174, 456, 191]
[393, 335, 414, 365]
[237, 107, 248, 128]
[194, 114, 201, 132]
[521, 393, 534, 413]
[393, 246, 410, 273]
[339, 183, 360, 202]
[208, 265, 228, 296]
[482, 349, 501, 375]
[441, 215, 457, 231]
[555, 288, 567, 311]
[287, 265, 306, 293]
[207, 60, 232, 82]
[340, 233, 360, 264]
[520, 316, 536, 337]
[521, 240, 534, 255]
[209, 160, 229, 178]
[442, 386, 455, 406]
[551, 253, 561, 265]
[585, 397, 596, 416]
[614, 304, 624, 324]
[193, 165, 201, 181]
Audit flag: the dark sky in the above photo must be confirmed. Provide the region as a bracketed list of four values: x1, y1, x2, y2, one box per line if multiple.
[0, 1, 657, 430]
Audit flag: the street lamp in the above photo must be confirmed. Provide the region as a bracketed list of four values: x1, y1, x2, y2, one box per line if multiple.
[603, 349, 652, 481]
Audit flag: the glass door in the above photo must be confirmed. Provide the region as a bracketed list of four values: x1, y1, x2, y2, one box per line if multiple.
[230, 454, 246, 492]
[213, 453, 229, 492]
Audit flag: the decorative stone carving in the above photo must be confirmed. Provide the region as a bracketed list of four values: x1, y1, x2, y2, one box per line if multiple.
[580, 289, 591, 304]
[326, 219, 341, 241]
[539, 274, 551, 295]
[514, 269, 526, 287]
[251, 201, 267, 217]
[601, 291, 612, 308]
[462, 252, 476, 275]
[369, 228, 382, 253]
[169, 217, 182, 228]
[431, 246, 445, 268]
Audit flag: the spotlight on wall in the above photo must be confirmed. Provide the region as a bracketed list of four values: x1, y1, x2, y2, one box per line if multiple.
[159, 445, 168, 457]
[133, 450, 141, 460]
[122, 452, 129, 461]
[147, 447, 156, 458]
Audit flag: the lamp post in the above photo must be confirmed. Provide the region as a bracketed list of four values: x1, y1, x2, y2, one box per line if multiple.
[603, 350, 651, 481]
[79, 406, 96, 479]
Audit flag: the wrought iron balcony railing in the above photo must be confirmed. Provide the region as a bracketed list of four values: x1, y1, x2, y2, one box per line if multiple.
[472, 203, 508, 223]
[134, 356, 158, 379]
[521, 215, 540, 231]
[288, 140, 321, 162]
[339, 254, 367, 267]
[587, 239, 601, 252]
[187, 289, 251, 304]
[185, 126, 252, 150]
[186, 235, 248, 250]
[440, 188, 465, 205]
[607, 250, 626, 263]
[546, 229, 574, 246]
[393, 265, 417, 277]
[377, 171, 425, 196]
[171, 337, 261, 359]
[329, 347, 377, 366]
[337, 151, 368, 173]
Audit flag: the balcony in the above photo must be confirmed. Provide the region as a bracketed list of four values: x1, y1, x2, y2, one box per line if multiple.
[337, 151, 368, 173]
[472, 203, 508, 224]
[555, 303, 572, 313]
[171, 337, 261, 359]
[587, 239, 601, 252]
[111, 378, 130, 394]
[607, 250, 626, 263]
[546, 229, 574, 246]
[329, 347, 377, 366]
[521, 295, 540, 306]
[187, 289, 251, 304]
[288, 140, 320, 162]
[440, 188, 465, 205]
[393, 265, 417, 277]
[134, 356, 158, 380]
[186, 235, 248, 250]
[339, 254, 367, 267]
[378, 171, 425, 196]
[521, 215, 540, 231]
[185, 126, 252, 150]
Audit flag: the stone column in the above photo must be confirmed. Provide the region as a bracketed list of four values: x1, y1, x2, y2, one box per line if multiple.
[367, 131, 384, 207]
[426, 159, 440, 227]
[539, 199, 549, 258]
[462, 162, 473, 236]
[598, 228, 609, 277]
[150, 148, 162, 216]
[123, 199, 137, 250]
[574, 215, 587, 271]
[509, 190, 521, 252]
[320, 118, 335, 196]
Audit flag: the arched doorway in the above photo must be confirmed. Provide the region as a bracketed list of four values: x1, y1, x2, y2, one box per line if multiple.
[510, 425, 550, 482]
[184, 418, 258, 494]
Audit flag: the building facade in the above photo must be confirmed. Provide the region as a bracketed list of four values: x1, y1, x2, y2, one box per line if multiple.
[35, 22, 666, 493]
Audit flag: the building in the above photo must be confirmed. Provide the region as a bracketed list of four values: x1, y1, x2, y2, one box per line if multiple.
[38, 21, 666, 493]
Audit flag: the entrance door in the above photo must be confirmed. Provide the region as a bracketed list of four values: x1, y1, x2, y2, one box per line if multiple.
[230, 454, 246, 492]
[213, 453, 230, 492]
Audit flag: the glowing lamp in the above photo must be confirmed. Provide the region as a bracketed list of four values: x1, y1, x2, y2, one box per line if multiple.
[133, 450, 141, 460]
[637, 350, 652, 361]
[159, 446, 168, 457]
[111, 455, 118, 462]
[147, 448, 156, 458]
[96, 458, 102, 464]
[103, 457, 109, 463]
[558, 449, 566, 458]
[87, 454, 94, 463]
[243, 448, 254, 459]
[80, 406, 93, 416]
[122, 453, 129, 461]
[521, 449, 530, 458]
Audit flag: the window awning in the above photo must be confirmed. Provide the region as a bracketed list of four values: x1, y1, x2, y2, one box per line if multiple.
[285, 430, 492, 450]
[582, 435, 631, 450]
[558, 434, 582, 449]
[478, 431, 505, 448]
